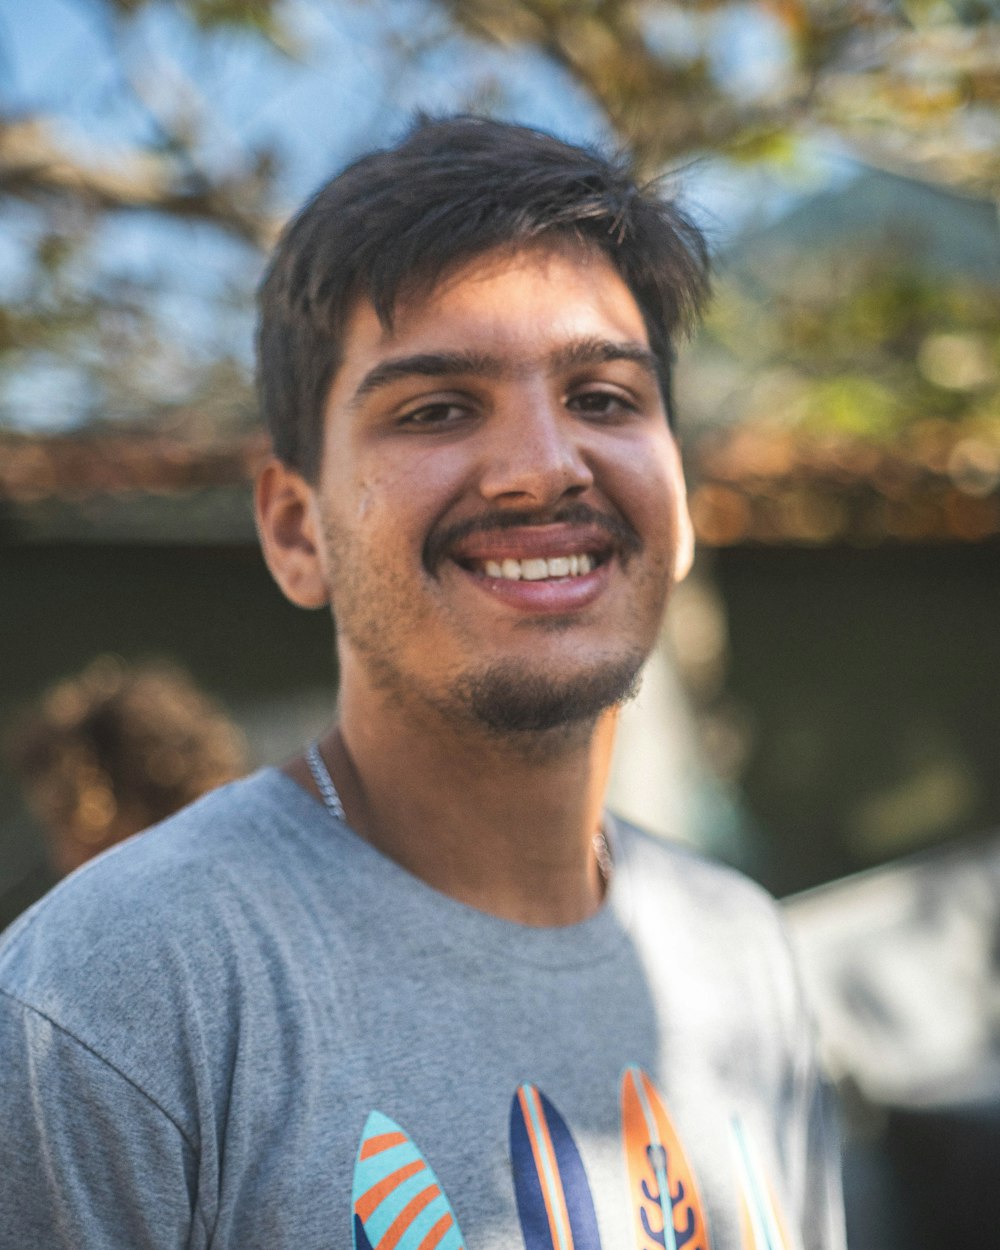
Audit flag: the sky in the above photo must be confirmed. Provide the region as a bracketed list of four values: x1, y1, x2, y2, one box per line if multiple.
[0, 0, 847, 431]
[2, 0, 613, 209]
[0, 0, 607, 428]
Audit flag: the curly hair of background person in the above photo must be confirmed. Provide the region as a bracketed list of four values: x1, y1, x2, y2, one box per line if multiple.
[6, 656, 248, 877]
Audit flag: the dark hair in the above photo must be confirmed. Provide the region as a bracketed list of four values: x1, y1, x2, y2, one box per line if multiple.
[257, 114, 710, 478]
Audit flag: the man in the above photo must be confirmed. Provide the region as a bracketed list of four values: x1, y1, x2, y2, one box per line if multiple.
[0, 117, 844, 1249]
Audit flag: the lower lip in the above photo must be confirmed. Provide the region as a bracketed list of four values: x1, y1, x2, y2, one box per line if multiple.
[456, 560, 612, 614]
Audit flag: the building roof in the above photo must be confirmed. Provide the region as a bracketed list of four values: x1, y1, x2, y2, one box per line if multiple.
[732, 164, 1000, 287]
[687, 422, 1000, 546]
[2, 423, 998, 546]
[0, 431, 269, 544]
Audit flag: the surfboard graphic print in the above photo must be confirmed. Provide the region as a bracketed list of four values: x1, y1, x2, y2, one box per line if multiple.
[729, 1118, 790, 1250]
[351, 1110, 465, 1250]
[509, 1082, 603, 1250]
[620, 1065, 711, 1250]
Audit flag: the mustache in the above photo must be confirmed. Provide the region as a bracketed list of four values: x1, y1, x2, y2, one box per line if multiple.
[424, 501, 642, 571]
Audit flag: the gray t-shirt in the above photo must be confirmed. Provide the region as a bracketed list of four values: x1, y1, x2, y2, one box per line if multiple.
[0, 769, 844, 1249]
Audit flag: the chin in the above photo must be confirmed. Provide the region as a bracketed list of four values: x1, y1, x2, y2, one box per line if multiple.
[451, 651, 646, 736]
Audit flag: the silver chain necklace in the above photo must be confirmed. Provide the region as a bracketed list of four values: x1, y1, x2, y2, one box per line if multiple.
[306, 741, 346, 823]
[305, 740, 613, 887]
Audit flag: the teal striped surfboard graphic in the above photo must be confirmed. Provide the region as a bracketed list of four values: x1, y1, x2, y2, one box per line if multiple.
[729, 1118, 789, 1250]
[352, 1110, 465, 1250]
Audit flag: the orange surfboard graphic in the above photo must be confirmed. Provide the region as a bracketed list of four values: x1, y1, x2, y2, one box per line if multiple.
[620, 1066, 711, 1250]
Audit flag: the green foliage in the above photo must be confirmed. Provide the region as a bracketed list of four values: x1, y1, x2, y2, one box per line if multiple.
[686, 233, 1000, 441]
[105, 0, 284, 30]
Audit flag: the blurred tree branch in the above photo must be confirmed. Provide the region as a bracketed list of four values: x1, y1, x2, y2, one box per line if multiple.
[0, 0, 288, 245]
[0, 116, 276, 246]
[2, 0, 1000, 437]
[10, 1, 1000, 237]
[439, 0, 1000, 194]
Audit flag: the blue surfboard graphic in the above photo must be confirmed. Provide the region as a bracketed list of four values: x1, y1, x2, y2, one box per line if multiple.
[510, 1082, 602, 1250]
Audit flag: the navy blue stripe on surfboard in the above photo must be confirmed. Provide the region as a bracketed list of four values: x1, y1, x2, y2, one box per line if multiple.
[354, 1213, 376, 1250]
[509, 1083, 602, 1250]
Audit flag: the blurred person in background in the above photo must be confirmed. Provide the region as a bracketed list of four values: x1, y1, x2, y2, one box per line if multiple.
[1, 655, 247, 925]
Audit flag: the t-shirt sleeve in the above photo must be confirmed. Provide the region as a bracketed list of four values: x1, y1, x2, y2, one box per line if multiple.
[802, 1066, 847, 1250]
[0, 990, 201, 1250]
[785, 938, 846, 1250]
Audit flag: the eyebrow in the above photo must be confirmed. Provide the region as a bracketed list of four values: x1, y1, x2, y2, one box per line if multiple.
[349, 337, 659, 407]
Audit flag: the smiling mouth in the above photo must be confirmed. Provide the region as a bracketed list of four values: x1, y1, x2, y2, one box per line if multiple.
[427, 505, 639, 586]
[447, 526, 618, 588]
[443, 528, 619, 614]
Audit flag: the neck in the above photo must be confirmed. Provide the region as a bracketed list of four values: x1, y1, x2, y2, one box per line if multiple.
[298, 673, 618, 927]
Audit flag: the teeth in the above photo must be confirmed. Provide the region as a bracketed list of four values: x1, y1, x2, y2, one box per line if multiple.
[481, 554, 596, 581]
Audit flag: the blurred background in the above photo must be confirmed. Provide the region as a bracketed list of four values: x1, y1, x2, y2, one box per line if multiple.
[1, 0, 999, 1243]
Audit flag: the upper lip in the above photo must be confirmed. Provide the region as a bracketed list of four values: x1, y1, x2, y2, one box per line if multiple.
[425, 507, 641, 573]
[448, 523, 614, 565]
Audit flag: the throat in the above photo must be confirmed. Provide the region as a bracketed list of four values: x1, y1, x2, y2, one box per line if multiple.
[325, 700, 618, 925]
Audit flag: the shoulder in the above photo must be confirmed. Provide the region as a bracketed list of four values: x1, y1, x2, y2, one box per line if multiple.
[615, 818, 804, 1018]
[1, 768, 303, 955]
[0, 769, 324, 1121]
[617, 816, 784, 930]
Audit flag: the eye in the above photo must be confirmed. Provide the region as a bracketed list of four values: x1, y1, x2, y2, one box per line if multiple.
[567, 388, 638, 421]
[398, 400, 472, 428]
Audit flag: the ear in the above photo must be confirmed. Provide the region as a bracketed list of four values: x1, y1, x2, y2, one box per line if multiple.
[674, 488, 695, 584]
[254, 457, 329, 609]
[667, 436, 695, 584]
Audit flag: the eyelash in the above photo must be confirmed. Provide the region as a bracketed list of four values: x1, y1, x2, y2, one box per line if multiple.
[399, 401, 469, 427]
[568, 388, 639, 419]
[396, 386, 641, 429]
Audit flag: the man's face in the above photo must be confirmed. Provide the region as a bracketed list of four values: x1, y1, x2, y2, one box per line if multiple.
[310, 240, 692, 736]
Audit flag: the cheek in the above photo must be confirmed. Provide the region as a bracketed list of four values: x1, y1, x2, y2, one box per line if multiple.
[397, 444, 473, 510]
[348, 464, 409, 533]
[611, 443, 683, 539]
[347, 471, 446, 579]
[355, 438, 467, 508]
[354, 480, 380, 525]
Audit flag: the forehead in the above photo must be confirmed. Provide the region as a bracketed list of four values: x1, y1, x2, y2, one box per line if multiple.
[338, 241, 651, 378]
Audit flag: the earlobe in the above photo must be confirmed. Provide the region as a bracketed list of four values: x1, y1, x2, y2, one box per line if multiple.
[254, 457, 330, 609]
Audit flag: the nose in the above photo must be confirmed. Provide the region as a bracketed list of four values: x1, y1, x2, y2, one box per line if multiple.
[477, 390, 594, 508]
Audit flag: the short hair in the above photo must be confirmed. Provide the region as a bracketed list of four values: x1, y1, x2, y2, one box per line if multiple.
[257, 115, 710, 479]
